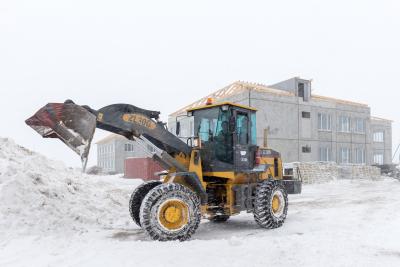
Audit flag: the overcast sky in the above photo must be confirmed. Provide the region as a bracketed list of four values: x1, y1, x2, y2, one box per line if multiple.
[1, 0, 399, 167]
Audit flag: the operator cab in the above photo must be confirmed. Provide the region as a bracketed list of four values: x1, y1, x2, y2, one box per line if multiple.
[188, 101, 258, 172]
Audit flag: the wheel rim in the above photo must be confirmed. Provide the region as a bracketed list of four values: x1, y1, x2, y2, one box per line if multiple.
[271, 190, 285, 218]
[157, 199, 189, 231]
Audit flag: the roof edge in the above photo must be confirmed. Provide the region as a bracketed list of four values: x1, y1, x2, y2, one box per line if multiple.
[312, 94, 369, 107]
[95, 134, 127, 145]
[371, 116, 393, 123]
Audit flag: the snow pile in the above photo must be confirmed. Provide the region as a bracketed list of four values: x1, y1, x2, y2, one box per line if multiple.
[1, 139, 400, 267]
[2, 178, 400, 267]
[0, 138, 139, 236]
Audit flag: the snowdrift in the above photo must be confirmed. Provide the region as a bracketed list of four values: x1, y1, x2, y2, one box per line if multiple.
[0, 138, 139, 236]
[1, 139, 400, 267]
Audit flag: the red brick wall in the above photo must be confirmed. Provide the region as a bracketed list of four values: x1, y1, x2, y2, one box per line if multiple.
[124, 158, 164, 180]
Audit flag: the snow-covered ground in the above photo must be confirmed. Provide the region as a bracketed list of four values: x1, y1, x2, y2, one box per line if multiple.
[1, 138, 400, 267]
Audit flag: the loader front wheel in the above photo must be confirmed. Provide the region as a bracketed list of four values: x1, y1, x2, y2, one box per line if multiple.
[140, 183, 201, 241]
[129, 180, 162, 227]
[254, 180, 288, 229]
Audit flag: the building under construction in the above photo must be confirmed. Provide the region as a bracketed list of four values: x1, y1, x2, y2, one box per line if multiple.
[169, 77, 392, 165]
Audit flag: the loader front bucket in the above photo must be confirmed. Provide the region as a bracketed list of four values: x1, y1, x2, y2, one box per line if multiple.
[25, 103, 97, 171]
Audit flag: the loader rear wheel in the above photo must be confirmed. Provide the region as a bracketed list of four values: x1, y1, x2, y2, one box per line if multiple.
[140, 183, 201, 241]
[129, 180, 162, 227]
[254, 180, 288, 229]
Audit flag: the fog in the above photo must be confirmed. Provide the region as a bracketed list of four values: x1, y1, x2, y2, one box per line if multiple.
[1, 0, 399, 167]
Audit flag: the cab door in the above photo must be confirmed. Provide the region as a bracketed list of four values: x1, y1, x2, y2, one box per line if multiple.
[233, 110, 255, 170]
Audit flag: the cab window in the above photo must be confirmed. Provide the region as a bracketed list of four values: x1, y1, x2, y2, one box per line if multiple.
[251, 113, 257, 145]
[236, 113, 249, 145]
[196, 108, 219, 142]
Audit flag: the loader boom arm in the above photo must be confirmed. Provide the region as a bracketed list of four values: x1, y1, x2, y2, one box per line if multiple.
[88, 103, 191, 156]
[26, 100, 192, 171]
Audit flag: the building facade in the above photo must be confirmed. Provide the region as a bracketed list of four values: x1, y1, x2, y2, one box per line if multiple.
[168, 77, 392, 165]
[96, 134, 154, 173]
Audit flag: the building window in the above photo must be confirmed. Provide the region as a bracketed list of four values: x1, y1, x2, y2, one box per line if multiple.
[339, 116, 351, 133]
[373, 131, 384, 143]
[302, 111, 311, 119]
[354, 118, 365, 133]
[355, 148, 366, 164]
[302, 145, 311, 153]
[340, 148, 351, 164]
[373, 153, 384, 165]
[125, 143, 134, 152]
[319, 147, 331, 162]
[318, 113, 332, 131]
[298, 83, 305, 98]
[147, 144, 156, 153]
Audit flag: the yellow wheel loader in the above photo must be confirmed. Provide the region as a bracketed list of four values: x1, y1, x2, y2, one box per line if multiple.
[26, 99, 301, 241]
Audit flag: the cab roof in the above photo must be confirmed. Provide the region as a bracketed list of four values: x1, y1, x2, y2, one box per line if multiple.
[187, 102, 257, 112]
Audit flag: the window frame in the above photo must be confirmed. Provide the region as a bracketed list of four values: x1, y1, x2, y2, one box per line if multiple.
[319, 147, 331, 162]
[355, 148, 366, 164]
[298, 83, 305, 98]
[340, 147, 351, 164]
[339, 116, 351, 133]
[373, 153, 384, 165]
[373, 131, 384, 143]
[302, 145, 312, 153]
[318, 113, 332, 131]
[354, 118, 366, 134]
[302, 111, 311, 119]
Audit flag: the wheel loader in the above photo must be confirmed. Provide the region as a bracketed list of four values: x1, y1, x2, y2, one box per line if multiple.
[26, 99, 302, 241]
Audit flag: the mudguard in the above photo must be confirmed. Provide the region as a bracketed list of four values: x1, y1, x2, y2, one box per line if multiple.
[167, 172, 208, 205]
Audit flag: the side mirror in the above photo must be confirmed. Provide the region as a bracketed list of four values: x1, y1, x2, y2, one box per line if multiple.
[176, 121, 181, 136]
[229, 117, 236, 133]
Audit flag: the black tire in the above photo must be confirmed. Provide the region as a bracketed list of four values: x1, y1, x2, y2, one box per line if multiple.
[254, 180, 288, 229]
[129, 180, 162, 227]
[140, 183, 201, 242]
[208, 215, 230, 223]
